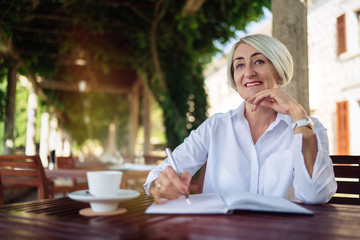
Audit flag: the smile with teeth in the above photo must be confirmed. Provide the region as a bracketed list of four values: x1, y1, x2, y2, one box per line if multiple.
[245, 81, 262, 87]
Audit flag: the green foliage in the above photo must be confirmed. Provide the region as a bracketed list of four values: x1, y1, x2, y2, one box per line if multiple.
[123, 0, 271, 147]
[0, 74, 30, 152]
[50, 90, 130, 148]
[0, 60, 6, 121]
[0, 0, 271, 151]
[150, 100, 166, 144]
[13, 80, 29, 150]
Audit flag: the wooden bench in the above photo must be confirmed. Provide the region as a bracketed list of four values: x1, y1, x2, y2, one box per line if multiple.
[143, 155, 165, 165]
[188, 156, 360, 202]
[46, 156, 88, 196]
[0, 155, 51, 204]
[329, 155, 360, 205]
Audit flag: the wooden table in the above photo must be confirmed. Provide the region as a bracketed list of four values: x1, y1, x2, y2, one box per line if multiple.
[45, 168, 151, 189]
[0, 194, 359, 239]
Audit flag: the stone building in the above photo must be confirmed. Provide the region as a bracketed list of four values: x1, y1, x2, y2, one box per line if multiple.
[205, 0, 360, 155]
[308, 0, 360, 155]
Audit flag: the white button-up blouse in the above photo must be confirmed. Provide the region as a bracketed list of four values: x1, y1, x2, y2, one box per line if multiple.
[143, 102, 337, 204]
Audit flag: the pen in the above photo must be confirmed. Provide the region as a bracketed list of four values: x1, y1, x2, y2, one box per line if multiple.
[165, 148, 191, 204]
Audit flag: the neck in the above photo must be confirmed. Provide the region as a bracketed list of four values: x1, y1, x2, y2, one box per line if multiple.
[244, 102, 277, 123]
[244, 101, 277, 144]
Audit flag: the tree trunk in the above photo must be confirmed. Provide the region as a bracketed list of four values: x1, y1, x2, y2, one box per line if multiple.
[143, 86, 153, 155]
[3, 60, 18, 154]
[272, 0, 309, 113]
[150, 0, 166, 91]
[128, 80, 141, 162]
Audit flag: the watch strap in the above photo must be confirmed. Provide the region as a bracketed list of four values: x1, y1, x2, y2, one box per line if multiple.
[292, 117, 313, 131]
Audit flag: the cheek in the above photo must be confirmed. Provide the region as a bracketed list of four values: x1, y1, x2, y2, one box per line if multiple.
[271, 68, 282, 85]
[234, 76, 244, 93]
[233, 72, 242, 85]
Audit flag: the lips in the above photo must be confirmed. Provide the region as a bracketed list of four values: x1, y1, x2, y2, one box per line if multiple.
[244, 81, 262, 87]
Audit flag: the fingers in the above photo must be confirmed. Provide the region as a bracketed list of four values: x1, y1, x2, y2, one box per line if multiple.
[247, 90, 276, 106]
[163, 166, 189, 194]
[152, 166, 191, 204]
[250, 96, 274, 112]
[246, 89, 293, 114]
[180, 172, 191, 186]
[149, 179, 162, 204]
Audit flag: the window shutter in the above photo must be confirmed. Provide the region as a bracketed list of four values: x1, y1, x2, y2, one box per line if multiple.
[337, 14, 347, 56]
[336, 101, 350, 155]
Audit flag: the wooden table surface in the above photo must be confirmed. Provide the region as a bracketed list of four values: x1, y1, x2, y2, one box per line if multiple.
[0, 193, 360, 240]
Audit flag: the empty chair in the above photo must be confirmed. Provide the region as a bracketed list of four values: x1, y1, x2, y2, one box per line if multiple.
[0, 155, 51, 204]
[46, 155, 88, 196]
[143, 155, 165, 165]
[47, 155, 77, 169]
[330, 155, 360, 205]
[56, 156, 77, 169]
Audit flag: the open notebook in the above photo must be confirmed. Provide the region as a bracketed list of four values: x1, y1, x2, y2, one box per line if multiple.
[145, 191, 314, 215]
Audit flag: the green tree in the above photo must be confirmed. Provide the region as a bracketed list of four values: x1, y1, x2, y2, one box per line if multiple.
[0, 0, 271, 150]
[13, 78, 29, 151]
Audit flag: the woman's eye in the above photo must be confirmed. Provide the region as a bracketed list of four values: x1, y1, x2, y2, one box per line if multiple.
[235, 63, 244, 69]
[255, 59, 265, 65]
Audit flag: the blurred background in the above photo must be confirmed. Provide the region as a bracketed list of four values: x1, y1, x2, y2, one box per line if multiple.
[0, 0, 271, 166]
[0, 0, 359, 169]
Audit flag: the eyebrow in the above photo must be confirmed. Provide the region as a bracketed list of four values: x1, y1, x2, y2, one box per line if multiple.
[233, 52, 263, 62]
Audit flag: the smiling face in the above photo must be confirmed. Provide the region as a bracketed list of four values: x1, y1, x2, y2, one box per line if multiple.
[232, 43, 280, 100]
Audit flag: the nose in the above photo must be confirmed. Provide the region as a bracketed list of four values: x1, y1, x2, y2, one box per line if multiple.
[244, 64, 255, 78]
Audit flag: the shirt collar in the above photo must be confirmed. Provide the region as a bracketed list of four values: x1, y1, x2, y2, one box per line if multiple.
[269, 112, 292, 131]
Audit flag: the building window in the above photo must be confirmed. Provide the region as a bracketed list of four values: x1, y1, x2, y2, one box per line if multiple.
[337, 14, 347, 56]
[336, 101, 350, 155]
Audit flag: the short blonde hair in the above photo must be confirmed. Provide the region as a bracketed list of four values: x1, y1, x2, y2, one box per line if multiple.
[227, 34, 294, 90]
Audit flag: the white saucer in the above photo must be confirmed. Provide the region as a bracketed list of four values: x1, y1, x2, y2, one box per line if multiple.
[68, 189, 140, 203]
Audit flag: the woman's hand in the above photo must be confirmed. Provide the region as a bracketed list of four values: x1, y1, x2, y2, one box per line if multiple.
[150, 166, 191, 204]
[247, 88, 317, 177]
[246, 89, 307, 120]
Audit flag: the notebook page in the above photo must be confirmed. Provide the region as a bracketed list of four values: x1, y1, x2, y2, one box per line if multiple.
[145, 193, 228, 214]
[222, 191, 313, 215]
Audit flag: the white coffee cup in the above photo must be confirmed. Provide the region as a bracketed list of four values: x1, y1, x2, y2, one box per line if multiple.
[86, 171, 123, 212]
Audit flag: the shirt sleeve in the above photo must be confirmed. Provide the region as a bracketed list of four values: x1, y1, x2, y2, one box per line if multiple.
[292, 118, 337, 204]
[143, 115, 216, 195]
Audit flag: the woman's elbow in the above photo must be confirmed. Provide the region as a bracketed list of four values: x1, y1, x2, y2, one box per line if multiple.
[298, 182, 337, 204]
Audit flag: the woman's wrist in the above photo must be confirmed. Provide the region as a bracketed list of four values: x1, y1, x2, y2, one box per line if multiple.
[288, 103, 308, 122]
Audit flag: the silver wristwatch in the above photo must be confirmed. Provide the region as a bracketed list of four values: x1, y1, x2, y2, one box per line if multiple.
[292, 116, 314, 131]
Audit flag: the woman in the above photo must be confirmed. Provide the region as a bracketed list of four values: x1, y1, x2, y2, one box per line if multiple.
[144, 34, 337, 204]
